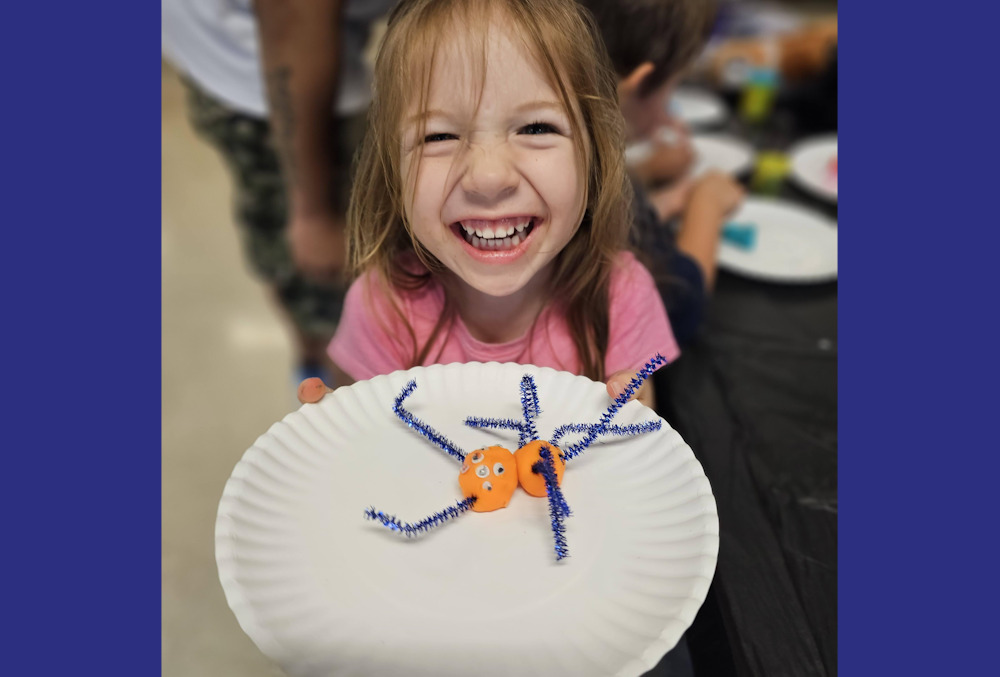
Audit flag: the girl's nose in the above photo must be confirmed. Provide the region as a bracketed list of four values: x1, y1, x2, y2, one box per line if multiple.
[460, 142, 518, 202]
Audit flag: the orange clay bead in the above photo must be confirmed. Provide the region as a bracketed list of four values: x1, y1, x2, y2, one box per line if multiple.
[458, 446, 518, 512]
[514, 440, 565, 497]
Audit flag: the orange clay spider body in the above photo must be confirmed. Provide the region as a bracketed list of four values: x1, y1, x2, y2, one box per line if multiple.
[364, 355, 667, 560]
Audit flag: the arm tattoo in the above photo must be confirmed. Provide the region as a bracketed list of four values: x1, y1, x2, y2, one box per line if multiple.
[266, 66, 298, 186]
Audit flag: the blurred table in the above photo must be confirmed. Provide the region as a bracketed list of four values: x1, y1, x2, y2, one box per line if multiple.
[652, 78, 838, 677]
[658, 272, 837, 677]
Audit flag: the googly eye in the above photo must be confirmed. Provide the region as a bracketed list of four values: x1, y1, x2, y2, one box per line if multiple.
[469, 451, 484, 463]
[482, 481, 493, 491]
[493, 462, 505, 476]
[476, 464, 490, 478]
[460, 463, 470, 474]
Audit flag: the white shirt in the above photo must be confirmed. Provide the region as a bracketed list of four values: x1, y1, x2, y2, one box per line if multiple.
[162, 0, 395, 117]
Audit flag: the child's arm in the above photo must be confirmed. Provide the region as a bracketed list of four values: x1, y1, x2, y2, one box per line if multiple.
[602, 254, 682, 409]
[674, 171, 744, 291]
[631, 137, 695, 189]
[648, 177, 695, 222]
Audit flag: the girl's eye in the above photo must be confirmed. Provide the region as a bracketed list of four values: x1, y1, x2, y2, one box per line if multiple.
[424, 132, 457, 143]
[519, 122, 559, 136]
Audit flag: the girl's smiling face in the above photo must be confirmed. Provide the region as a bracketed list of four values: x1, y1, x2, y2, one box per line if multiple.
[399, 22, 589, 300]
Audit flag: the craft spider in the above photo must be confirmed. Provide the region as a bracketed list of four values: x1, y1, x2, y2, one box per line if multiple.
[364, 354, 667, 560]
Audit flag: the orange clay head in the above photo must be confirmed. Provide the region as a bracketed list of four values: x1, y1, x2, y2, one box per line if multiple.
[514, 440, 566, 497]
[459, 446, 518, 512]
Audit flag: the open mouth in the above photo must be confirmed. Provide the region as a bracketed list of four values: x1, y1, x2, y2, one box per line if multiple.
[455, 217, 537, 251]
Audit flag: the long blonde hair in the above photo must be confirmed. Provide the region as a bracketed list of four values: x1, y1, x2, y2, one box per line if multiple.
[347, 0, 631, 380]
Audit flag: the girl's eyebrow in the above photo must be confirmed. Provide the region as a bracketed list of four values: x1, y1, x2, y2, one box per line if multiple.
[405, 101, 566, 126]
[514, 100, 566, 115]
[404, 109, 451, 126]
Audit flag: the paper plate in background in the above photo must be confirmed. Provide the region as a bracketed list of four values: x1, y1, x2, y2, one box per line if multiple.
[216, 362, 719, 677]
[719, 196, 838, 283]
[670, 87, 728, 128]
[690, 133, 755, 177]
[625, 132, 753, 179]
[789, 135, 838, 203]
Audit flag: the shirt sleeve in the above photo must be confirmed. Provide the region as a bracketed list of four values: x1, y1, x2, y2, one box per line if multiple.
[327, 273, 411, 381]
[604, 251, 681, 377]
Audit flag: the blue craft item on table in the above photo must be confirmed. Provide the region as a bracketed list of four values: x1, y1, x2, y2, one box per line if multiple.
[722, 222, 757, 250]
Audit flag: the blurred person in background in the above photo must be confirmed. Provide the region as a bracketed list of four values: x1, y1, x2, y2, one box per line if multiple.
[162, 0, 395, 385]
[700, 5, 836, 88]
[578, 0, 745, 345]
[696, 3, 837, 132]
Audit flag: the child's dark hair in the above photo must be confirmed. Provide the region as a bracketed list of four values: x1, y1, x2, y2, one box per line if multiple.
[576, 0, 718, 96]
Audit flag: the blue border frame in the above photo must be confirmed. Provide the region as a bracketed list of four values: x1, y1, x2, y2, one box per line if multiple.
[4, 4, 161, 672]
[5, 1, 996, 674]
[840, 3, 995, 675]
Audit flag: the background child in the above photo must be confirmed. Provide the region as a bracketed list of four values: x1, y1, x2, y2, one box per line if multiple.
[580, 0, 745, 345]
[300, 0, 681, 410]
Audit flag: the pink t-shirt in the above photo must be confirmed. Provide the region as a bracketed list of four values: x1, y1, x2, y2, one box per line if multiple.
[329, 251, 679, 380]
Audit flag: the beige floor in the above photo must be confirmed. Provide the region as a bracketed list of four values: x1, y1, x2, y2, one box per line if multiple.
[162, 61, 294, 676]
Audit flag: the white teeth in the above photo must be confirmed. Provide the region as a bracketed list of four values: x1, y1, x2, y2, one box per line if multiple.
[459, 218, 533, 250]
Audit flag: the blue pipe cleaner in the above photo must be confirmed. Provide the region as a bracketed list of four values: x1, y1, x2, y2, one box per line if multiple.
[550, 420, 662, 447]
[562, 354, 668, 461]
[393, 380, 466, 462]
[464, 415, 525, 437]
[519, 375, 541, 445]
[363, 497, 477, 537]
[532, 447, 571, 561]
[464, 375, 543, 447]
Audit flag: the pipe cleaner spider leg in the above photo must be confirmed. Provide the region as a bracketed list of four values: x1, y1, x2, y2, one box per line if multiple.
[464, 374, 542, 447]
[520, 374, 541, 445]
[532, 447, 571, 560]
[550, 421, 663, 447]
[561, 353, 668, 461]
[366, 382, 519, 537]
[364, 497, 478, 537]
[393, 379, 466, 462]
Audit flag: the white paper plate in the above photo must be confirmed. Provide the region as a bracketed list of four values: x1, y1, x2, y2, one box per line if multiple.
[216, 362, 719, 677]
[789, 135, 838, 202]
[670, 87, 728, 128]
[690, 133, 755, 178]
[718, 196, 838, 283]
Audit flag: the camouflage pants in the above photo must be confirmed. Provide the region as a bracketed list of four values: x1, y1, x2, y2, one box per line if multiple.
[183, 78, 367, 341]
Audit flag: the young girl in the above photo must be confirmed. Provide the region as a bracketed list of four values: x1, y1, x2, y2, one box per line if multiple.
[299, 0, 680, 409]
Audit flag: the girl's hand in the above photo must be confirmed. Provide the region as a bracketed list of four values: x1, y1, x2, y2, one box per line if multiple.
[298, 377, 334, 404]
[606, 370, 656, 410]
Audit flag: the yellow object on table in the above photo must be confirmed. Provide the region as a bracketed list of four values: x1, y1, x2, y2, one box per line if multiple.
[751, 152, 790, 195]
[740, 66, 779, 124]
